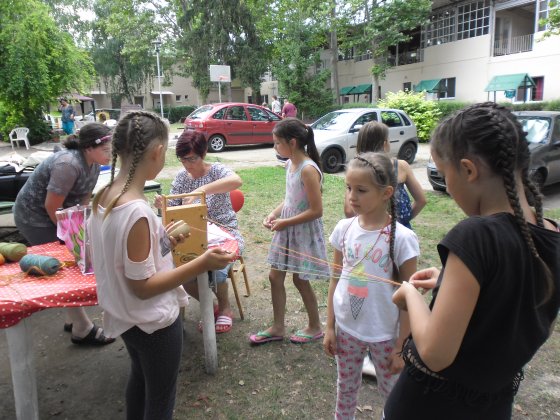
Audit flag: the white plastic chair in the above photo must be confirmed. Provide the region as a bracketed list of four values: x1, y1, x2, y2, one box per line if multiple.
[9, 127, 30, 150]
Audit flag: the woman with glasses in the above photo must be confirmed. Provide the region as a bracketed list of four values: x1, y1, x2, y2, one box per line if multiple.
[155, 130, 244, 334]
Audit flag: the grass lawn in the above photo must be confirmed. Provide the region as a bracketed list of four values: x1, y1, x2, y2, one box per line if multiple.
[152, 166, 560, 419]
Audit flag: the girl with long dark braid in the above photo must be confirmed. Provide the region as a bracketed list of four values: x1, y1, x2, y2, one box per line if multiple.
[385, 102, 560, 419]
[90, 111, 233, 420]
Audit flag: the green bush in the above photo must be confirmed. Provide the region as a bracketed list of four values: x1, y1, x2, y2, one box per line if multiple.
[154, 105, 197, 123]
[434, 101, 471, 120]
[377, 90, 442, 142]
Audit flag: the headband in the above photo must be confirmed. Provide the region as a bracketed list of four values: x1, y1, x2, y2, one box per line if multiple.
[94, 134, 112, 145]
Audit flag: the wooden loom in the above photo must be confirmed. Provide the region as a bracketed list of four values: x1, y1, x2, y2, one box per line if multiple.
[161, 191, 207, 267]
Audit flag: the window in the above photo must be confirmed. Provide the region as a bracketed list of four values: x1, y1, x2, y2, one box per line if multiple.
[403, 82, 412, 92]
[247, 106, 269, 122]
[457, 1, 490, 40]
[212, 108, 226, 119]
[422, 1, 490, 47]
[516, 76, 544, 102]
[225, 106, 247, 121]
[539, 1, 559, 31]
[265, 110, 282, 121]
[176, 95, 182, 102]
[352, 113, 377, 130]
[438, 78, 456, 99]
[381, 111, 403, 127]
[422, 8, 456, 47]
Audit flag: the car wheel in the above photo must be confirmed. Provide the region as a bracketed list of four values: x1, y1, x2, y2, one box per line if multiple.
[397, 142, 417, 164]
[321, 148, 343, 174]
[531, 170, 545, 192]
[208, 135, 226, 153]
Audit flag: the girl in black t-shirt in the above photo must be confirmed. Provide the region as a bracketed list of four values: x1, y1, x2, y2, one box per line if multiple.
[384, 102, 560, 419]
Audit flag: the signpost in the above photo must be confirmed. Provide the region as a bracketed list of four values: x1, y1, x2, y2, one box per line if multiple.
[209, 65, 231, 103]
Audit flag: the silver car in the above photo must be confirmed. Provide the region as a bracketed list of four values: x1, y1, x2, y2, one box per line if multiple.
[311, 108, 419, 173]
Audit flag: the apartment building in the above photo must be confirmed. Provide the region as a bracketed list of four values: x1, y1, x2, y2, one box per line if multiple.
[323, 0, 560, 104]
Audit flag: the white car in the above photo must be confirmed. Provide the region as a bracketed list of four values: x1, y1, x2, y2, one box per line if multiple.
[312, 108, 419, 173]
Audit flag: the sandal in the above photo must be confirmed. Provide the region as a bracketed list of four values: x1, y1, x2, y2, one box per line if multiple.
[196, 304, 221, 333]
[215, 315, 233, 334]
[71, 325, 115, 346]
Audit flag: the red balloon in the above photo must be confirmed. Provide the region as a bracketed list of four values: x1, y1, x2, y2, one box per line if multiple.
[230, 189, 244, 213]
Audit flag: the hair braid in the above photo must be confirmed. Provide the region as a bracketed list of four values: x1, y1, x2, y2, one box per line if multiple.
[389, 194, 399, 282]
[521, 167, 544, 228]
[433, 102, 554, 303]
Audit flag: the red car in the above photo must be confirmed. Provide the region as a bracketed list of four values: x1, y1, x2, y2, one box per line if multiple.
[184, 103, 282, 152]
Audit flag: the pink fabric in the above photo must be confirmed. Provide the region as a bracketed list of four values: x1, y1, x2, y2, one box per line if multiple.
[335, 328, 399, 419]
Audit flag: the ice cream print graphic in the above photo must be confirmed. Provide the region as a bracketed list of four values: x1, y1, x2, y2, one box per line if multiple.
[342, 225, 391, 319]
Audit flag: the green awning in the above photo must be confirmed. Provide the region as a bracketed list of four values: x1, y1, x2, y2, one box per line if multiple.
[349, 84, 372, 95]
[340, 86, 355, 95]
[484, 73, 535, 92]
[413, 79, 442, 93]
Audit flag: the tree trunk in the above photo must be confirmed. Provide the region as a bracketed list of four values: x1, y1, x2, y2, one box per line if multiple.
[330, 0, 340, 105]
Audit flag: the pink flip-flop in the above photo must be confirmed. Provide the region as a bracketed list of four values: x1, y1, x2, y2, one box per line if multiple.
[215, 315, 233, 334]
[289, 330, 324, 344]
[249, 330, 284, 345]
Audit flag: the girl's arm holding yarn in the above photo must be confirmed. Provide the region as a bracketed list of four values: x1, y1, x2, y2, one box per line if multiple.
[392, 253, 479, 372]
[323, 249, 343, 357]
[263, 201, 284, 229]
[126, 217, 233, 300]
[270, 166, 322, 231]
[388, 256, 417, 374]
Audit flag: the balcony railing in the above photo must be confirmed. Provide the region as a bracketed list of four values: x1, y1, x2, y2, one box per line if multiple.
[494, 33, 533, 56]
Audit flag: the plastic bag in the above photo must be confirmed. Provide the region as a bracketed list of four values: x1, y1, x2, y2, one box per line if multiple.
[56, 204, 93, 274]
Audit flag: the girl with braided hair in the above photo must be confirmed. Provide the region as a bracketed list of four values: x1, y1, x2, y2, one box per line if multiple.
[324, 152, 419, 419]
[90, 111, 233, 420]
[385, 102, 560, 419]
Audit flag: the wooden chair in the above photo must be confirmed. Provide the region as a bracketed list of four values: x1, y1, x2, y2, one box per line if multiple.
[228, 189, 250, 319]
[9, 127, 30, 150]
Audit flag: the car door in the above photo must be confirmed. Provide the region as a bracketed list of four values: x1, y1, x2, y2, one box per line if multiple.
[347, 112, 378, 160]
[546, 115, 560, 184]
[247, 106, 278, 144]
[223, 105, 250, 145]
[381, 110, 409, 155]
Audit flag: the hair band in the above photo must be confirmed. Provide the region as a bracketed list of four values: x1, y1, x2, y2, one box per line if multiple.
[94, 134, 112, 145]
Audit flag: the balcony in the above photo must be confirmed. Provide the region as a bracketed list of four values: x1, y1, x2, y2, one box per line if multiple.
[493, 33, 533, 56]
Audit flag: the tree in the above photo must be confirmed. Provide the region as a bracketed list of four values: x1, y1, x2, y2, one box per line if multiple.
[0, 0, 93, 143]
[248, 0, 334, 119]
[174, 0, 269, 104]
[346, 0, 431, 102]
[541, 1, 560, 38]
[90, 0, 164, 106]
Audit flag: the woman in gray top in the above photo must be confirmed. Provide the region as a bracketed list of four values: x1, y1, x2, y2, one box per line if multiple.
[14, 122, 115, 345]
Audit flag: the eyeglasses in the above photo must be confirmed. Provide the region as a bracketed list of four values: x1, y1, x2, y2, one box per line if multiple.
[178, 155, 200, 163]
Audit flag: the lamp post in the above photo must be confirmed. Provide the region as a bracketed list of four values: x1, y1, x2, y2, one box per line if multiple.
[152, 39, 164, 119]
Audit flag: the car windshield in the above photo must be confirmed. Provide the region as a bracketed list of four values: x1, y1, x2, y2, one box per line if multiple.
[517, 116, 551, 144]
[312, 111, 359, 131]
[188, 105, 214, 120]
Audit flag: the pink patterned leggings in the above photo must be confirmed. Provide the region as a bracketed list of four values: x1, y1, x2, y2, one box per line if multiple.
[335, 328, 399, 420]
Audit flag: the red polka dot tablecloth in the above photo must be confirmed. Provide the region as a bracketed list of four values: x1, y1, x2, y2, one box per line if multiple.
[0, 242, 97, 329]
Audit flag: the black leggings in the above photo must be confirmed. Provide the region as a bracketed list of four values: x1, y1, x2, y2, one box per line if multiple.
[121, 315, 183, 420]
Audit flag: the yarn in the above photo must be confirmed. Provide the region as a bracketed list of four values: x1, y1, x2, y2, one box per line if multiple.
[19, 254, 62, 276]
[0, 242, 27, 262]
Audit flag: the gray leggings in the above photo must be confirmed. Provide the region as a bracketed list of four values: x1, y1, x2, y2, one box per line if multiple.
[121, 315, 183, 420]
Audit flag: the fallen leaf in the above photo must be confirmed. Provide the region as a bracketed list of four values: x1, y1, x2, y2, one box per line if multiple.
[356, 406, 363, 413]
[239, 380, 245, 386]
[226, 390, 232, 395]
[363, 405, 373, 411]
